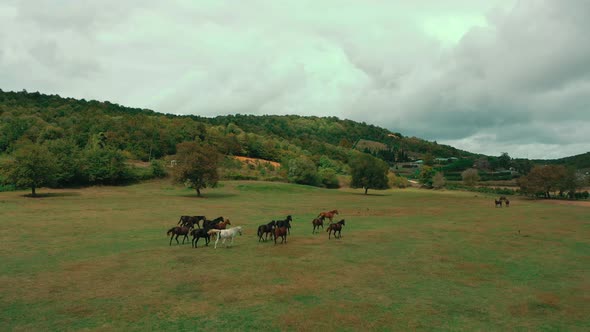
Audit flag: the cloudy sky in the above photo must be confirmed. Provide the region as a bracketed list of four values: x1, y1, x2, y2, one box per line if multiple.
[1, 0, 589, 159]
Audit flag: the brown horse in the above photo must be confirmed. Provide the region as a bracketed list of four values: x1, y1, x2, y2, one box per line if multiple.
[167, 226, 192, 245]
[494, 199, 502, 208]
[312, 217, 324, 234]
[505, 199, 510, 207]
[317, 209, 339, 223]
[274, 218, 291, 245]
[213, 219, 231, 230]
[327, 219, 345, 239]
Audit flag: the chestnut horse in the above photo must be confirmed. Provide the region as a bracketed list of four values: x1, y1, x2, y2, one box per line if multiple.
[317, 209, 338, 223]
[312, 216, 324, 234]
[274, 218, 291, 244]
[327, 219, 345, 239]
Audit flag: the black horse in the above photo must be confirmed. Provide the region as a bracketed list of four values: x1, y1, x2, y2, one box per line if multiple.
[257, 220, 276, 242]
[178, 215, 206, 228]
[167, 226, 192, 245]
[190, 228, 211, 248]
[276, 215, 292, 234]
[327, 219, 345, 239]
[495, 199, 503, 208]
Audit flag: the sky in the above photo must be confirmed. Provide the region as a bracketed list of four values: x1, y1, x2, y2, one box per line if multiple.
[1, 0, 589, 159]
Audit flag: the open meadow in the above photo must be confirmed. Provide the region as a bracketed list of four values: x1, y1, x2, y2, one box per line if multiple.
[1, 180, 589, 331]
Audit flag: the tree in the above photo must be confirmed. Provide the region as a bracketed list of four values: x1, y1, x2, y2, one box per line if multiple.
[518, 165, 567, 198]
[432, 172, 446, 189]
[462, 168, 480, 186]
[172, 141, 221, 196]
[83, 147, 131, 185]
[287, 156, 319, 186]
[418, 166, 436, 188]
[0, 142, 58, 196]
[350, 153, 389, 194]
[498, 152, 511, 170]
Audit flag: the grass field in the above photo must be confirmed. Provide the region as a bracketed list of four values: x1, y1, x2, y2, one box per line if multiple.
[1, 180, 589, 331]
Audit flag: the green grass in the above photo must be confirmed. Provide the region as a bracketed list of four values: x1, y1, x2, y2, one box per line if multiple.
[1, 180, 589, 331]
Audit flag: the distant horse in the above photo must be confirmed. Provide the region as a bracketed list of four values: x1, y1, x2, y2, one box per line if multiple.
[202, 216, 225, 229]
[318, 210, 338, 223]
[273, 217, 292, 244]
[167, 226, 192, 246]
[505, 199, 510, 207]
[190, 228, 210, 248]
[312, 216, 325, 234]
[257, 220, 276, 242]
[495, 199, 503, 208]
[327, 219, 345, 239]
[208, 226, 243, 249]
[178, 215, 206, 228]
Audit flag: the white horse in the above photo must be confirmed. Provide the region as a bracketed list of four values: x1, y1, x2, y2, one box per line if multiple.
[208, 226, 243, 249]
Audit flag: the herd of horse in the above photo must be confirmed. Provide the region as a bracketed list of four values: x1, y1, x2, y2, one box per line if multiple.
[166, 209, 346, 248]
[494, 196, 510, 208]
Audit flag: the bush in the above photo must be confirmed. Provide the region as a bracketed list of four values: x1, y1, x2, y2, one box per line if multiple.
[150, 159, 167, 178]
[319, 168, 340, 188]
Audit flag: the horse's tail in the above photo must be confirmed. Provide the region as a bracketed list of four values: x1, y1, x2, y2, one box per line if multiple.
[207, 229, 221, 236]
[167, 227, 175, 236]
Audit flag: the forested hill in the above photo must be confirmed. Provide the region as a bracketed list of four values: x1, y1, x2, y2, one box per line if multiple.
[0, 89, 472, 163]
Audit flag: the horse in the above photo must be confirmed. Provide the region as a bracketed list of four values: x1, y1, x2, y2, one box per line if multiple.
[274, 217, 291, 244]
[167, 226, 192, 245]
[212, 219, 231, 230]
[190, 228, 210, 248]
[202, 216, 225, 229]
[495, 199, 503, 208]
[327, 219, 345, 239]
[505, 199, 510, 207]
[317, 209, 338, 223]
[208, 226, 243, 249]
[257, 220, 276, 242]
[178, 215, 206, 228]
[276, 215, 292, 234]
[312, 216, 325, 234]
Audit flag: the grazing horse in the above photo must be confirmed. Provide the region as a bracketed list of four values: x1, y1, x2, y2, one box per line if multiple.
[167, 226, 192, 246]
[495, 199, 503, 208]
[327, 219, 345, 239]
[202, 216, 225, 229]
[257, 220, 276, 242]
[178, 215, 206, 228]
[190, 228, 210, 248]
[312, 216, 325, 234]
[317, 210, 338, 223]
[208, 226, 243, 249]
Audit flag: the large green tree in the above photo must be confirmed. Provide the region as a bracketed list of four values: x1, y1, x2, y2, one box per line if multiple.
[172, 141, 221, 196]
[350, 153, 389, 194]
[287, 156, 319, 186]
[0, 142, 58, 196]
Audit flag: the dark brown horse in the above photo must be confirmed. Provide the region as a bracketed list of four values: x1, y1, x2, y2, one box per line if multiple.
[167, 226, 192, 245]
[257, 220, 276, 242]
[317, 209, 338, 223]
[327, 219, 345, 239]
[312, 216, 324, 234]
[505, 199, 510, 207]
[495, 199, 502, 208]
[178, 215, 206, 228]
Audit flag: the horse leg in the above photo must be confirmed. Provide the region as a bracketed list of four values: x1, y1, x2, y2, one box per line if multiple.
[214, 235, 219, 249]
[169, 234, 174, 246]
[175, 234, 180, 244]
